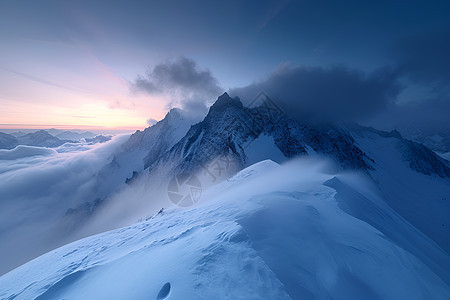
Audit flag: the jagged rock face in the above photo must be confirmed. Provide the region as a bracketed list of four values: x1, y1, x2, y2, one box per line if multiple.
[119, 92, 447, 182]
[145, 93, 251, 176]
[398, 140, 450, 178]
[264, 118, 373, 170]
[146, 92, 374, 178]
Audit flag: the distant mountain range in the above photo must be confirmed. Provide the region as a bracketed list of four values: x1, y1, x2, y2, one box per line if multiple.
[55, 130, 96, 141]
[85, 135, 112, 144]
[0, 130, 111, 149]
[0, 130, 69, 149]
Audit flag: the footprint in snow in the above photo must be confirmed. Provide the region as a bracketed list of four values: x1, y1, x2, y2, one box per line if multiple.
[157, 282, 171, 300]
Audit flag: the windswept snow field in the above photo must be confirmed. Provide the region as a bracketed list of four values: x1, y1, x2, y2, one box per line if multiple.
[1, 159, 448, 299]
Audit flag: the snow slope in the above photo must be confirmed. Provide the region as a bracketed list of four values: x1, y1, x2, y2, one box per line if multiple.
[440, 152, 450, 161]
[74, 108, 198, 217]
[0, 108, 199, 275]
[122, 108, 198, 170]
[244, 133, 287, 166]
[350, 127, 450, 252]
[1, 159, 448, 299]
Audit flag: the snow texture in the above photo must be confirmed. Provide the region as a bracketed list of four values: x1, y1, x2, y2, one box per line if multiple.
[1, 159, 449, 299]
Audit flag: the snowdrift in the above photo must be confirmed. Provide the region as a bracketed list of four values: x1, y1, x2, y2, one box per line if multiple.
[1, 159, 448, 299]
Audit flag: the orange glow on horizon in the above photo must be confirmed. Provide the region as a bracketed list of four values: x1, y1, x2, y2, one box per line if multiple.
[0, 57, 168, 132]
[0, 123, 143, 131]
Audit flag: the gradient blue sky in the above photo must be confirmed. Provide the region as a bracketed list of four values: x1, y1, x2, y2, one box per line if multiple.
[1, 0, 449, 131]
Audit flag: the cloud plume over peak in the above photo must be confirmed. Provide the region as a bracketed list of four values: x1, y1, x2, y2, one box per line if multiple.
[230, 64, 401, 123]
[146, 118, 157, 126]
[131, 57, 223, 116]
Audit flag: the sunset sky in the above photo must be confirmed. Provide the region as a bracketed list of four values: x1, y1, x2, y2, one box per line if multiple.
[1, 0, 449, 131]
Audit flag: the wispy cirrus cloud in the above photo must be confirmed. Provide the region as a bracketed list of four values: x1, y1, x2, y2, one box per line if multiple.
[0, 66, 90, 94]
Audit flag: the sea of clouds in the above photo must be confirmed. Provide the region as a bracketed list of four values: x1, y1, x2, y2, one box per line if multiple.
[0, 135, 133, 275]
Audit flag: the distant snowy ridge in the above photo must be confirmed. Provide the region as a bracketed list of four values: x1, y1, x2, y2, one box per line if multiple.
[0, 130, 117, 149]
[55, 130, 96, 141]
[16, 130, 70, 148]
[349, 124, 450, 178]
[0, 132, 18, 149]
[0, 130, 71, 149]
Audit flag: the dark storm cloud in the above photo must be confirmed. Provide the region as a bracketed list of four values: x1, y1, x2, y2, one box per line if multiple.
[230, 64, 401, 122]
[132, 56, 222, 98]
[132, 56, 222, 116]
[394, 29, 450, 86]
[392, 27, 450, 110]
[376, 97, 450, 135]
[370, 27, 450, 137]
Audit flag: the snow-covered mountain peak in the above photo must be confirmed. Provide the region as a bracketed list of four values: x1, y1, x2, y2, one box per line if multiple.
[144, 93, 374, 184]
[206, 92, 243, 116]
[165, 107, 184, 122]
